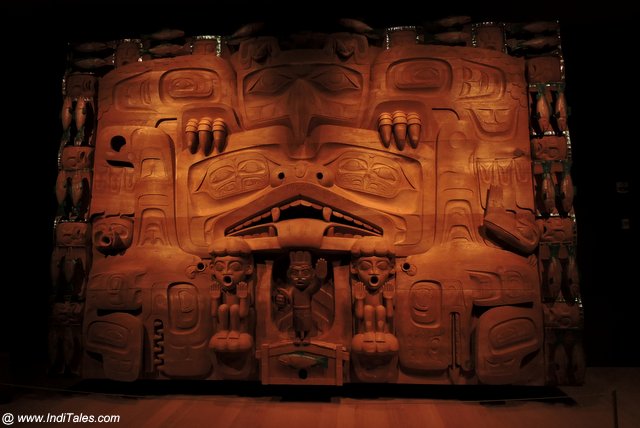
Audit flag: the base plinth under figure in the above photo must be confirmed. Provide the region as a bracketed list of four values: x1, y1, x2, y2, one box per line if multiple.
[350, 238, 398, 354]
[208, 237, 254, 352]
[275, 251, 327, 345]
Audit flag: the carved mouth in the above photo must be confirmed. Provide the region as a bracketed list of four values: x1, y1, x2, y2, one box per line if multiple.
[225, 197, 382, 239]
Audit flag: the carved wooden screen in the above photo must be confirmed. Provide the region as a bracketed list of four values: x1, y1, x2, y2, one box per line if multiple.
[49, 20, 583, 385]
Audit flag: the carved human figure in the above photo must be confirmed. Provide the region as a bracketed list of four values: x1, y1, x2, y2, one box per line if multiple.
[350, 238, 398, 353]
[208, 237, 254, 352]
[275, 251, 327, 345]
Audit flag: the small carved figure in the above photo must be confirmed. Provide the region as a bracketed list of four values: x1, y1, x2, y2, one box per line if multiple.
[350, 238, 398, 353]
[208, 237, 254, 352]
[275, 251, 327, 345]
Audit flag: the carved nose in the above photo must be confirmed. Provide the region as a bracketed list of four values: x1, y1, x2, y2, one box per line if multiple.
[288, 80, 318, 143]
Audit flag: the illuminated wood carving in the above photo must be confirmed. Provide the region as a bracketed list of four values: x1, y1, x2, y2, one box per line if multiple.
[49, 18, 583, 385]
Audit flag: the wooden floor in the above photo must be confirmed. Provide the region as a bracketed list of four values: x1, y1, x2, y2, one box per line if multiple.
[1, 367, 638, 428]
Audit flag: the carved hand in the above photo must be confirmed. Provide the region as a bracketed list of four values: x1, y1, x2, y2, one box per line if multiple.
[236, 281, 248, 298]
[185, 117, 228, 155]
[274, 289, 289, 308]
[383, 281, 395, 299]
[315, 258, 328, 279]
[377, 111, 421, 150]
[353, 281, 366, 300]
[210, 282, 221, 299]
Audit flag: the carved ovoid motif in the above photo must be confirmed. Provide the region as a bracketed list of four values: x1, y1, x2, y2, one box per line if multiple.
[55, 18, 583, 385]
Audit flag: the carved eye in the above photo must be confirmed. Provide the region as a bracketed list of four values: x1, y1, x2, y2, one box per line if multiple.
[219, 182, 238, 193]
[375, 260, 391, 271]
[494, 109, 511, 124]
[339, 158, 367, 172]
[357, 260, 373, 271]
[209, 165, 235, 183]
[312, 70, 360, 91]
[110, 223, 129, 239]
[238, 160, 266, 175]
[474, 109, 495, 122]
[171, 78, 195, 91]
[247, 72, 291, 95]
[371, 164, 398, 182]
[228, 261, 244, 272]
[412, 289, 433, 309]
[214, 262, 226, 272]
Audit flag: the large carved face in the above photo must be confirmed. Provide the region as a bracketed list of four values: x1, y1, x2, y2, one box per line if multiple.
[212, 255, 253, 289]
[352, 256, 393, 290]
[287, 262, 314, 290]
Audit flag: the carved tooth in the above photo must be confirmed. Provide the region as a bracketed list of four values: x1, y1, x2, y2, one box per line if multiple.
[262, 212, 270, 219]
[268, 226, 276, 237]
[252, 215, 262, 223]
[243, 220, 252, 227]
[333, 211, 344, 218]
[300, 200, 311, 207]
[363, 224, 373, 230]
[311, 203, 322, 210]
[327, 227, 335, 237]
[353, 219, 363, 226]
[271, 207, 281, 222]
[322, 207, 332, 222]
[281, 203, 290, 210]
[290, 200, 301, 207]
[343, 214, 354, 222]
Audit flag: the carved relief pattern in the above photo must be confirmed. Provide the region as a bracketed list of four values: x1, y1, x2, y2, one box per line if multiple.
[51, 18, 582, 385]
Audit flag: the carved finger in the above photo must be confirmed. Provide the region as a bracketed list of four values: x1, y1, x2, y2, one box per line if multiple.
[407, 112, 421, 148]
[198, 118, 213, 155]
[392, 111, 407, 150]
[316, 258, 328, 279]
[377, 113, 393, 147]
[185, 119, 198, 153]
[212, 118, 228, 153]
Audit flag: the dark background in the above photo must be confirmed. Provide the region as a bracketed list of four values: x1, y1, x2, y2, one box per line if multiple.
[2, 0, 637, 380]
